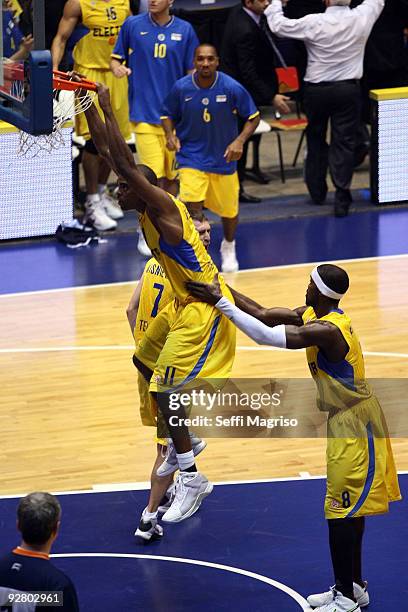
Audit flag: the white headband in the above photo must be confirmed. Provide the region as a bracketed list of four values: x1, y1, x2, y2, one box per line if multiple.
[311, 267, 345, 300]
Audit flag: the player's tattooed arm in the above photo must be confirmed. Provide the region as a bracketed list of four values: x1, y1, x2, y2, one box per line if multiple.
[229, 286, 304, 327]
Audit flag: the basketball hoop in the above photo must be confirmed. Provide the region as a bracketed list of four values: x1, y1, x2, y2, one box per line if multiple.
[18, 70, 97, 158]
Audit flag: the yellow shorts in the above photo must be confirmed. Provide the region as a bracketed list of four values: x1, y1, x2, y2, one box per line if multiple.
[74, 66, 131, 141]
[179, 168, 239, 219]
[136, 364, 168, 446]
[132, 123, 177, 181]
[135, 299, 236, 394]
[325, 398, 401, 519]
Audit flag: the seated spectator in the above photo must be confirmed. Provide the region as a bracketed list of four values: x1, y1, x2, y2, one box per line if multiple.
[0, 492, 79, 611]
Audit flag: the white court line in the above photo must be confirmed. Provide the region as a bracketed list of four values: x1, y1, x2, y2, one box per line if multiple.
[1, 345, 407, 359]
[0, 252, 407, 299]
[2, 472, 408, 500]
[50, 553, 310, 610]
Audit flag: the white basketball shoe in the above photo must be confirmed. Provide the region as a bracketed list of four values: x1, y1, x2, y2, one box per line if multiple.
[100, 190, 124, 220]
[156, 435, 207, 477]
[220, 239, 239, 273]
[84, 198, 117, 231]
[137, 228, 151, 257]
[134, 508, 164, 541]
[161, 471, 213, 523]
[308, 583, 369, 609]
[158, 483, 176, 514]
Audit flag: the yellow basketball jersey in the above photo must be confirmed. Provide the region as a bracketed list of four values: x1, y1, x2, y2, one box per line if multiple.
[139, 196, 233, 304]
[74, 0, 130, 69]
[134, 257, 173, 346]
[302, 306, 372, 411]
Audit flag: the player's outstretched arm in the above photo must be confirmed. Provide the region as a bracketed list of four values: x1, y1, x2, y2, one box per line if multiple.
[188, 279, 303, 326]
[229, 286, 304, 327]
[98, 85, 182, 242]
[187, 277, 346, 356]
[81, 95, 117, 172]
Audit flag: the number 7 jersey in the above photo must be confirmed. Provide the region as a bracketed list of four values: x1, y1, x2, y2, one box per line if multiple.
[134, 257, 173, 347]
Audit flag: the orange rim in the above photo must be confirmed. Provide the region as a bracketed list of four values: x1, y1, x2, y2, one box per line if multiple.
[53, 70, 97, 92]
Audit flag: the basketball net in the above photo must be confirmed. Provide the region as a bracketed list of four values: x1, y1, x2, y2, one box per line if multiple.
[18, 72, 97, 158]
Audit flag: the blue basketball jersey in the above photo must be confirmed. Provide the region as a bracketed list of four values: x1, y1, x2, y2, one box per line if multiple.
[2, 11, 23, 58]
[161, 72, 259, 174]
[112, 14, 198, 124]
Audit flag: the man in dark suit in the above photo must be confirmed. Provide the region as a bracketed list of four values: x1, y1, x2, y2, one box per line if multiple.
[221, 0, 291, 202]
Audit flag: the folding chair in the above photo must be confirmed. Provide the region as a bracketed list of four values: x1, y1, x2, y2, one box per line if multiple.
[266, 47, 308, 183]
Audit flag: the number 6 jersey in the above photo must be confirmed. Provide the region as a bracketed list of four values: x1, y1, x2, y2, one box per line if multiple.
[161, 71, 259, 175]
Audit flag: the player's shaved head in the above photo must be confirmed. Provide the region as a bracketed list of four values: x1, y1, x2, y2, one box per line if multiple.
[194, 44, 218, 59]
[137, 164, 158, 186]
[317, 264, 349, 296]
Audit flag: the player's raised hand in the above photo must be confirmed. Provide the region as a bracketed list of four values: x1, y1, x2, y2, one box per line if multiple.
[224, 138, 244, 163]
[97, 83, 111, 110]
[20, 34, 34, 54]
[186, 274, 222, 305]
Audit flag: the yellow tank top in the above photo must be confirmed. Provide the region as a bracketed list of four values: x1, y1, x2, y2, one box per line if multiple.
[74, 0, 130, 69]
[139, 196, 232, 304]
[134, 257, 173, 345]
[302, 306, 372, 411]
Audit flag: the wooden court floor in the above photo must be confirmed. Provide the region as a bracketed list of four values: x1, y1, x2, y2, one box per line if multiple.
[1, 256, 407, 495]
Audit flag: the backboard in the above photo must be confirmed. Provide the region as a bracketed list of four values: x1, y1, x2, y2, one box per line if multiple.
[0, 0, 53, 135]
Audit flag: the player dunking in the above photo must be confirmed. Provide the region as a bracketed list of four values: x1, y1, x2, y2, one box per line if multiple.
[187, 264, 401, 612]
[127, 214, 212, 539]
[80, 83, 236, 524]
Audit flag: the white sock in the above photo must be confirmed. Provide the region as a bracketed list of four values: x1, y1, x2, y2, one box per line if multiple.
[87, 193, 100, 204]
[97, 184, 106, 195]
[176, 450, 195, 471]
[142, 508, 158, 521]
